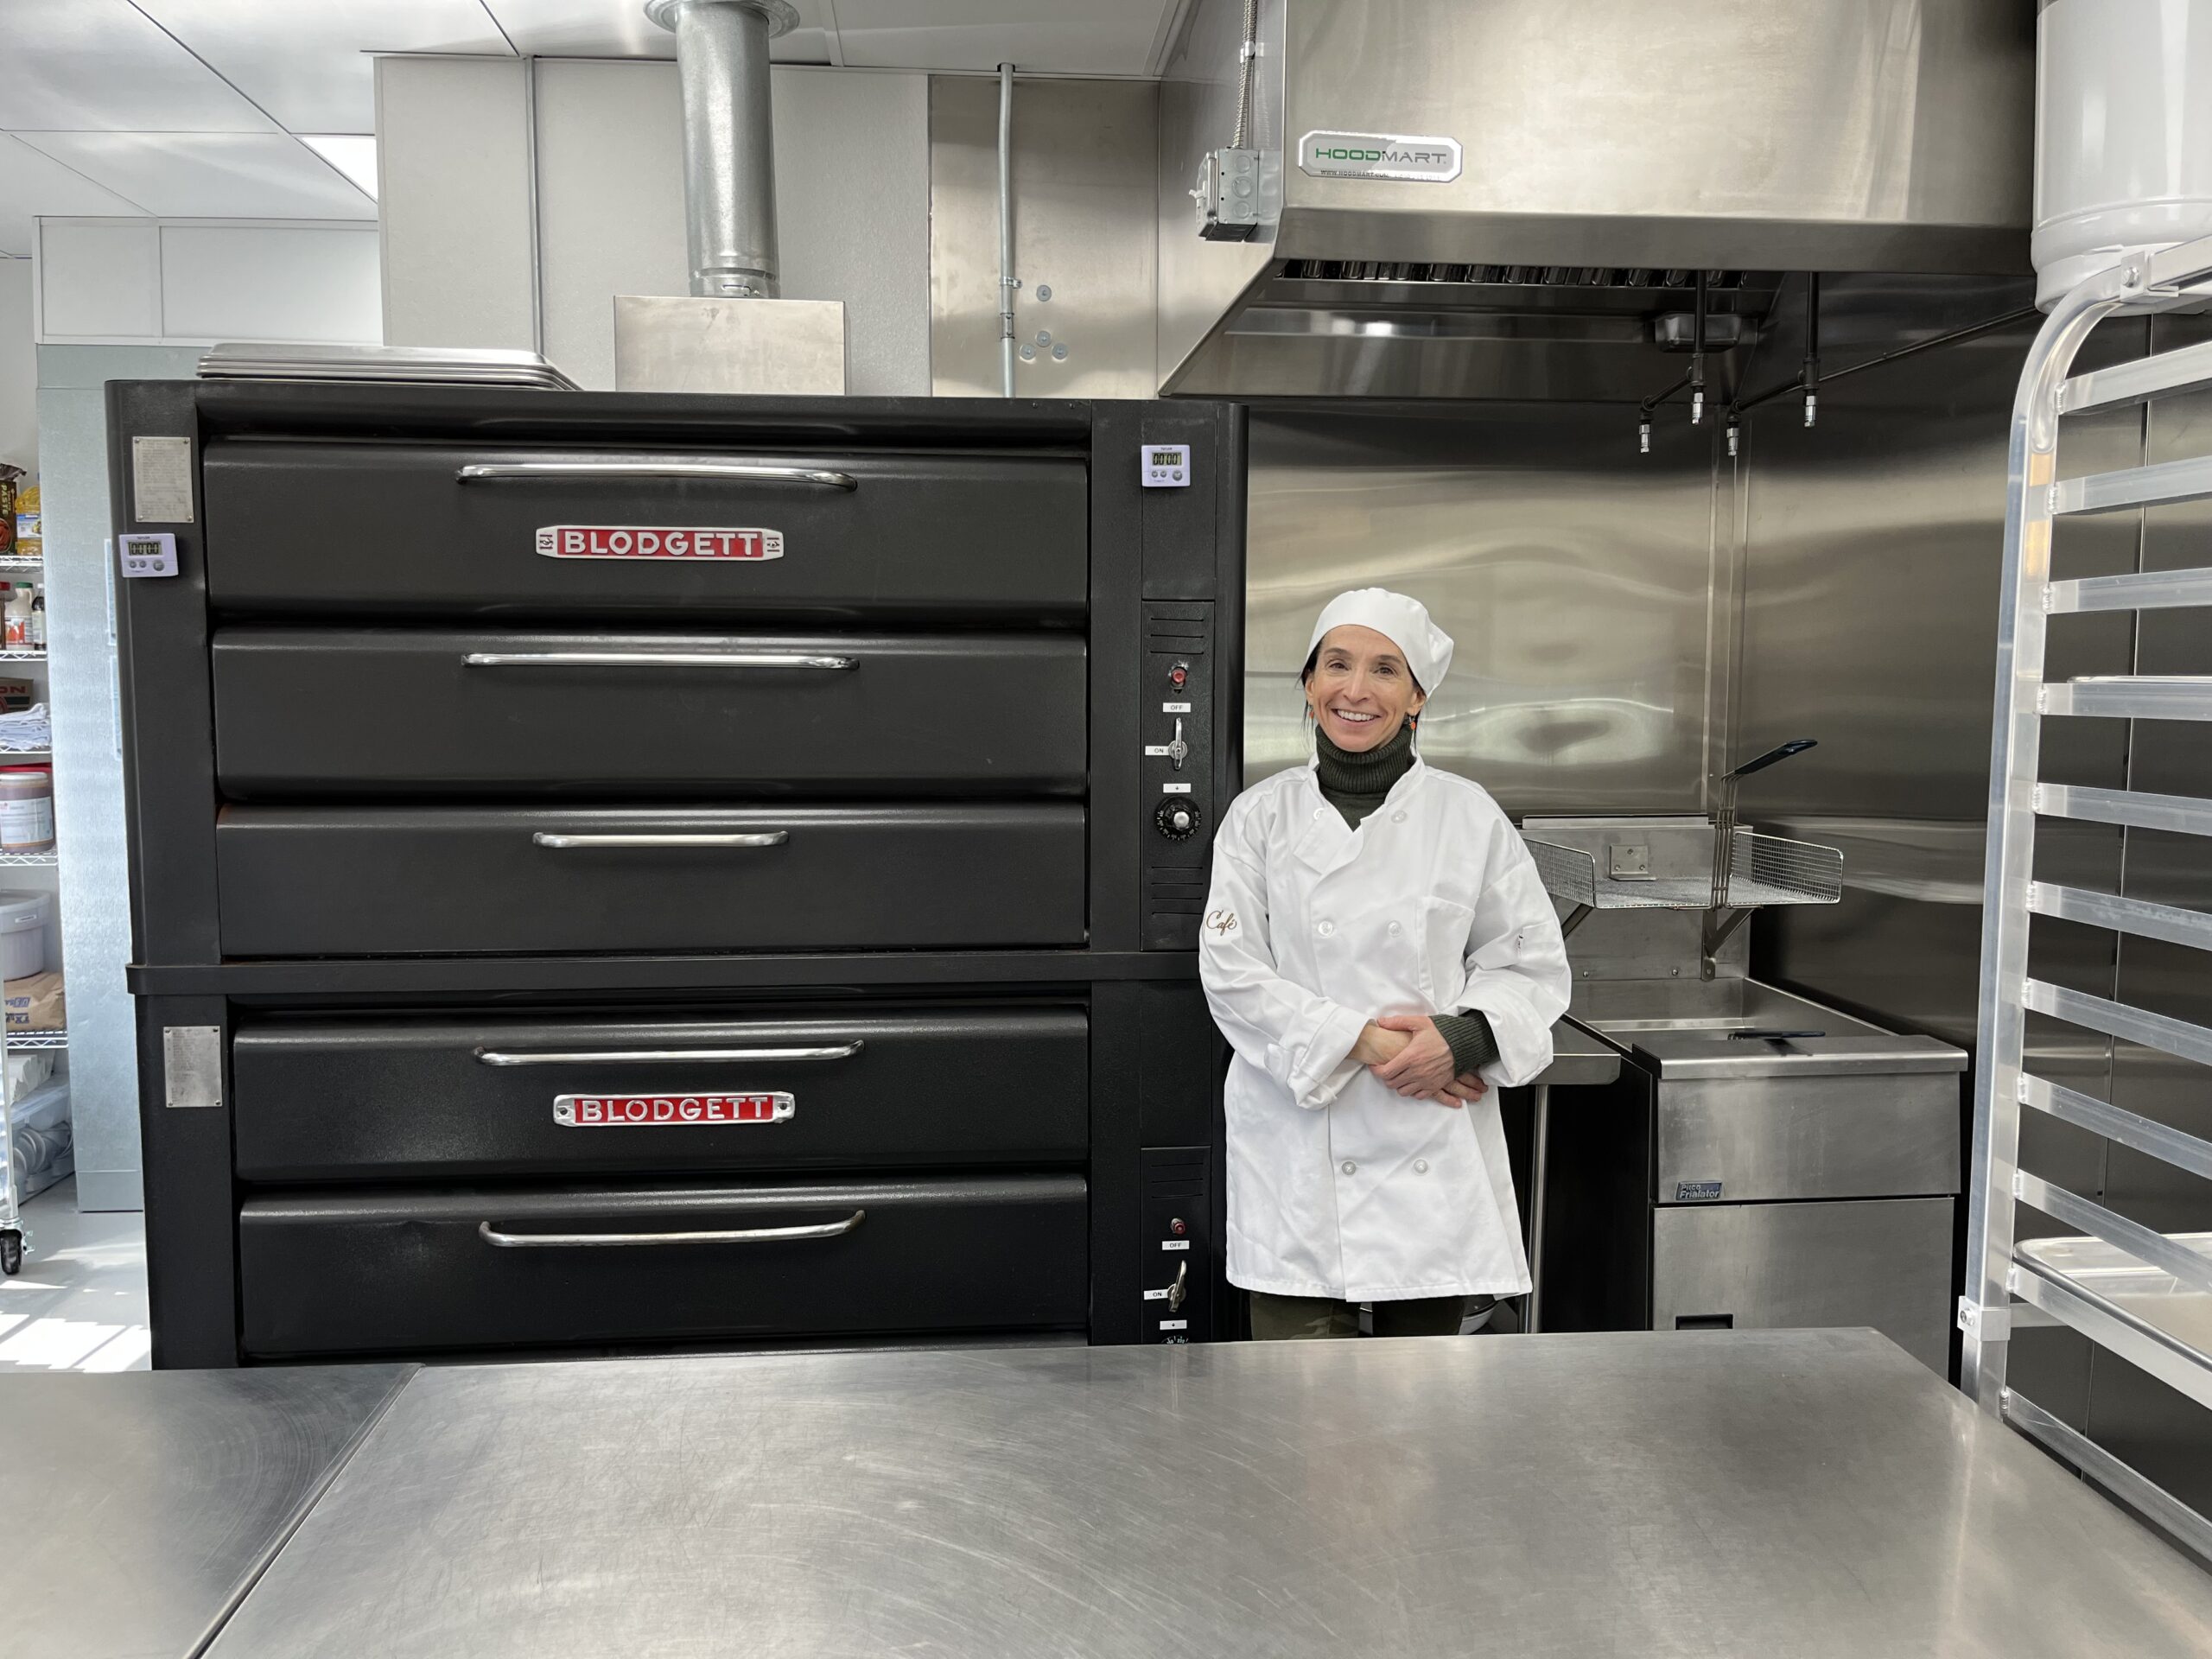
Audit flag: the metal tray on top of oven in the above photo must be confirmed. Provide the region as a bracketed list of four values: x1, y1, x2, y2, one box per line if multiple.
[198, 342, 581, 391]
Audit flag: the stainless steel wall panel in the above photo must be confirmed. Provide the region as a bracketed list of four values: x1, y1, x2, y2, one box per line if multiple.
[1243, 404, 1721, 813]
[36, 344, 205, 1212]
[930, 77, 1160, 398]
[1156, 0, 1281, 390]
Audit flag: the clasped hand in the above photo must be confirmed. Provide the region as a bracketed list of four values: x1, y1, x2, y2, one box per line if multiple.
[1351, 1015, 1489, 1109]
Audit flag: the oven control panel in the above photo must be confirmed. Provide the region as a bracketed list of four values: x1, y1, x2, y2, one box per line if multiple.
[1141, 1146, 1214, 1343]
[1141, 602, 1216, 948]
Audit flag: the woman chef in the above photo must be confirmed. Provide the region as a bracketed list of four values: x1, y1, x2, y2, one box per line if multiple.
[1199, 588, 1572, 1341]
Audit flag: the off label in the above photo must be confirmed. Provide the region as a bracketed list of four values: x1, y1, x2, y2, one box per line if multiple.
[1161, 1238, 1191, 1250]
[535, 524, 785, 561]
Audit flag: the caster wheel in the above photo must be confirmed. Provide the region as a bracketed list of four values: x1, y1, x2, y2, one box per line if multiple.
[0, 1229, 21, 1275]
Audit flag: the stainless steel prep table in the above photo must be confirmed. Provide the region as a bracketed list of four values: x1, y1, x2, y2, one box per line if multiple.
[16, 1363, 412, 1659]
[21, 1331, 2188, 1657]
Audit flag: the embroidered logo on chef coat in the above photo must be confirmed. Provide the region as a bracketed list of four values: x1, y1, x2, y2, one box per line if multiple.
[1205, 909, 1238, 936]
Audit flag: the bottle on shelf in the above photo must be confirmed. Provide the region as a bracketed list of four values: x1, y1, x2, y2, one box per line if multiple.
[28, 591, 43, 652]
[3, 584, 27, 650]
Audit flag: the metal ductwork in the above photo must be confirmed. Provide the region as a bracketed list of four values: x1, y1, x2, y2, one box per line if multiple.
[646, 0, 791, 299]
[617, 0, 846, 394]
[1158, 0, 2036, 398]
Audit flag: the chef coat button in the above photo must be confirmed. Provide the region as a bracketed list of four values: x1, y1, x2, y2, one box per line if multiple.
[1392, 810, 1407, 823]
[1317, 919, 1334, 937]
[1387, 921, 1402, 936]
[1314, 807, 1329, 820]
[1414, 1159, 1429, 1174]
[1340, 1160, 1357, 1176]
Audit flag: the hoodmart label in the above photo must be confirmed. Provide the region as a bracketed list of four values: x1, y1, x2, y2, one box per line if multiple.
[1298, 130, 1462, 183]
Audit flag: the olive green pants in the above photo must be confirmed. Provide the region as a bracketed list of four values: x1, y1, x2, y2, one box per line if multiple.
[1248, 1291, 1468, 1340]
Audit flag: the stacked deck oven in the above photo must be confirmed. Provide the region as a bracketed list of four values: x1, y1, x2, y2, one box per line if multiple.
[111, 382, 1243, 1366]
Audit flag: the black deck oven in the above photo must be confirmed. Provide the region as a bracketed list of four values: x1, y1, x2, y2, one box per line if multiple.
[111, 382, 1243, 1365]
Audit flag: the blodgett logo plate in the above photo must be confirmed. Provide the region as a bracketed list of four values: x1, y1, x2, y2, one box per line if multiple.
[535, 525, 785, 561]
[554, 1092, 795, 1127]
[1298, 130, 1462, 182]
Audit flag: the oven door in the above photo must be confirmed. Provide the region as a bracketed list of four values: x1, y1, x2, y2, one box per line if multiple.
[215, 803, 1087, 955]
[200, 442, 1089, 622]
[238, 1175, 1090, 1357]
[232, 1005, 1090, 1181]
[211, 627, 1087, 798]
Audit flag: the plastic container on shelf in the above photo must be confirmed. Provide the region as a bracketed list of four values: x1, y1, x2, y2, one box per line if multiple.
[0, 766, 53, 853]
[0, 891, 49, 980]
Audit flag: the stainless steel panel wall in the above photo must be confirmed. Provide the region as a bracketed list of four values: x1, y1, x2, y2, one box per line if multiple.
[930, 77, 1160, 398]
[1244, 403, 1726, 814]
[1156, 0, 1281, 389]
[35, 343, 203, 1212]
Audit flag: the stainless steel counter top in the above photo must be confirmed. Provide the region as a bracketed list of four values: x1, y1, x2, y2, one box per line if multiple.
[1534, 1016, 1621, 1087]
[16, 1363, 412, 1659]
[194, 1331, 2212, 1658]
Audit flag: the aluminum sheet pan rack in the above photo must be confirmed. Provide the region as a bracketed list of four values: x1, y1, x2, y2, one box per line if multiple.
[1526, 827, 1841, 912]
[1960, 228, 2212, 1567]
[197, 343, 580, 391]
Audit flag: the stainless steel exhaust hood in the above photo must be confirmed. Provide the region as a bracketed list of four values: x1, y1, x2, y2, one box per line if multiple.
[1158, 0, 2033, 398]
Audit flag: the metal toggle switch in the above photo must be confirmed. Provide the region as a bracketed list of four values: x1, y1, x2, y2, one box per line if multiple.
[1167, 716, 1188, 770]
[1167, 1259, 1188, 1312]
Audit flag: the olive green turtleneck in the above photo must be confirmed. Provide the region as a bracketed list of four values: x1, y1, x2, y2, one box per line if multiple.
[1313, 723, 1500, 1077]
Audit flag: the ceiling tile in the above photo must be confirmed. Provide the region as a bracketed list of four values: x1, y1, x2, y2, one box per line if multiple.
[299, 135, 380, 201]
[17, 133, 376, 221]
[0, 133, 149, 257]
[831, 0, 1177, 74]
[134, 0, 512, 136]
[486, 0, 830, 63]
[0, 0, 276, 133]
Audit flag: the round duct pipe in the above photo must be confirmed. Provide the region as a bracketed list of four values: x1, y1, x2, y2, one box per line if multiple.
[645, 0, 798, 299]
[2036, 0, 2212, 308]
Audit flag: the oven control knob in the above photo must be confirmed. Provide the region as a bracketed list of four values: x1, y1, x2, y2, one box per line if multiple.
[1155, 799, 1200, 840]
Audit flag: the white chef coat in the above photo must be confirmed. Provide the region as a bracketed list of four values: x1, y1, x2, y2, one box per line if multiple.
[1198, 753, 1572, 1301]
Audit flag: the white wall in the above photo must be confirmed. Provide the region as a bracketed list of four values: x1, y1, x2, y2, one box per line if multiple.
[33, 219, 382, 346]
[0, 259, 35, 471]
[378, 56, 932, 394]
[377, 56, 538, 353]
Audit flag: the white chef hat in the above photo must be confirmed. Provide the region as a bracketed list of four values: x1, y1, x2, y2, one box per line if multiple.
[1306, 588, 1454, 696]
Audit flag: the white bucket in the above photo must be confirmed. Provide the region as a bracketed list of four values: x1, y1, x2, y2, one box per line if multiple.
[0, 890, 50, 981]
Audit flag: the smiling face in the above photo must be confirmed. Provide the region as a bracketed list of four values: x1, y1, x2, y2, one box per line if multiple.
[1303, 624, 1427, 753]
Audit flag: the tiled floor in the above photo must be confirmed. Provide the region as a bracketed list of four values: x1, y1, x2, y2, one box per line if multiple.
[0, 1178, 151, 1370]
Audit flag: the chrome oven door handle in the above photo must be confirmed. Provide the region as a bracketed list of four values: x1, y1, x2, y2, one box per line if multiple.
[530, 831, 789, 849]
[477, 1212, 865, 1249]
[464, 652, 856, 670]
[455, 460, 858, 490]
[474, 1040, 865, 1066]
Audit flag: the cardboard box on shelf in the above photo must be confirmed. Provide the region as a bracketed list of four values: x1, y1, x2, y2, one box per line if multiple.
[0, 678, 33, 715]
[5, 969, 64, 1032]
